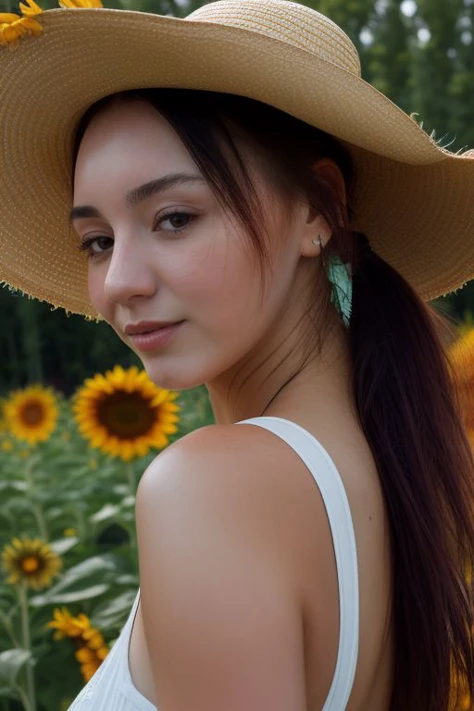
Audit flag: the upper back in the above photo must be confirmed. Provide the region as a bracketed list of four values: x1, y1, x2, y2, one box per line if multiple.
[67, 411, 394, 711]
[233, 414, 394, 710]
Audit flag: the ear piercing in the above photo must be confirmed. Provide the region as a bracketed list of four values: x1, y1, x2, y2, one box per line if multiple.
[312, 236, 325, 267]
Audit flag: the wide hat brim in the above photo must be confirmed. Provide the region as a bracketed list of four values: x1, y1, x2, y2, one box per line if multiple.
[1, 2, 474, 318]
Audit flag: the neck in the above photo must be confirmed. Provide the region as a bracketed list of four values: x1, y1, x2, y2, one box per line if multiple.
[206, 308, 353, 426]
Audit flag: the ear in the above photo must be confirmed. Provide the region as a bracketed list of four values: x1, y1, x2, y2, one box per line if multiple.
[313, 157, 347, 208]
[298, 158, 347, 258]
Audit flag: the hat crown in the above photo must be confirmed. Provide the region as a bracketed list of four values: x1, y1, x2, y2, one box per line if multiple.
[187, 0, 361, 77]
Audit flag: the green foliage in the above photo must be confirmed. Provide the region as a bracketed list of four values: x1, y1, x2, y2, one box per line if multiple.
[0, 288, 140, 393]
[0, 383, 213, 710]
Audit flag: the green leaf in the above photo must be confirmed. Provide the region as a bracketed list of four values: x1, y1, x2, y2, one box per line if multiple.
[91, 590, 137, 630]
[46, 507, 69, 521]
[0, 481, 27, 492]
[115, 574, 139, 586]
[29, 555, 117, 606]
[55, 555, 116, 587]
[31, 584, 109, 606]
[0, 649, 32, 686]
[112, 484, 129, 496]
[2, 496, 36, 516]
[49, 537, 79, 555]
[90, 504, 120, 523]
[0, 687, 17, 698]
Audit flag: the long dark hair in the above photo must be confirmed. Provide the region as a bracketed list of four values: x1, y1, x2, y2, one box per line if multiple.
[73, 88, 474, 710]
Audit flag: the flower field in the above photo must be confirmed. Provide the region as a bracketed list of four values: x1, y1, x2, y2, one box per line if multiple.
[2, 326, 474, 709]
[0, 368, 213, 710]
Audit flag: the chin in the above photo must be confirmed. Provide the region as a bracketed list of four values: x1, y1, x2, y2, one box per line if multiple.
[143, 363, 206, 392]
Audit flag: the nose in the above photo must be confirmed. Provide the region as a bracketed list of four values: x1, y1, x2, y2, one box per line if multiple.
[103, 235, 157, 305]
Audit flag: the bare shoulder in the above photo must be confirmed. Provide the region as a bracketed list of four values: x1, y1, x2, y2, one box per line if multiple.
[135, 419, 363, 574]
[135, 420, 323, 550]
[134, 423, 308, 711]
[136, 421, 292, 514]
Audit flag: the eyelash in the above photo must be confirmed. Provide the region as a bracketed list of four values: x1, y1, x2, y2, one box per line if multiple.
[153, 209, 195, 233]
[77, 210, 195, 258]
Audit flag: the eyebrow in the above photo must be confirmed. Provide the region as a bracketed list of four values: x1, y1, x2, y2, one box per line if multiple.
[69, 172, 205, 222]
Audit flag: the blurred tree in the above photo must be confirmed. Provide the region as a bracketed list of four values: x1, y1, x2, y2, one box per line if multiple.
[0, 289, 140, 393]
[1, 0, 473, 390]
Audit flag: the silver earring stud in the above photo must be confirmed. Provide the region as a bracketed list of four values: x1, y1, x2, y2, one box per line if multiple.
[313, 236, 325, 267]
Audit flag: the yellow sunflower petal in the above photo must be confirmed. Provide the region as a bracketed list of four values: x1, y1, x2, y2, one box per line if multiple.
[97, 646, 109, 661]
[3, 386, 58, 444]
[1, 536, 61, 589]
[158, 423, 179, 435]
[19, 0, 42, 17]
[163, 403, 180, 413]
[73, 367, 180, 461]
[18, 16, 42, 34]
[76, 646, 95, 663]
[1, 23, 22, 41]
[449, 327, 474, 434]
[0, 13, 21, 21]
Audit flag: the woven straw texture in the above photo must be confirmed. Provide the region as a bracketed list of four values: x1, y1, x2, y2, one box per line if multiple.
[1, 0, 474, 317]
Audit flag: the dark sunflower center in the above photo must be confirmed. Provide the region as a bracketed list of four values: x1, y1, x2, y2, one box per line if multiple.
[21, 555, 40, 573]
[21, 402, 44, 426]
[97, 391, 157, 440]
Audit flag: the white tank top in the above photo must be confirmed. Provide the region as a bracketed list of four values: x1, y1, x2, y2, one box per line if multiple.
[66, 416, 359, 710]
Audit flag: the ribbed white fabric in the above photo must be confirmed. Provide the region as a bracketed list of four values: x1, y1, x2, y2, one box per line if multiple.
[67, 416, 359, 711]
[237, 417, 360, 710]
[66, 587, 153, 711]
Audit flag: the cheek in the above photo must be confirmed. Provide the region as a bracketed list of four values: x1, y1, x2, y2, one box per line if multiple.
[185, 239, 260, 331]
[87, 265, 110, 317]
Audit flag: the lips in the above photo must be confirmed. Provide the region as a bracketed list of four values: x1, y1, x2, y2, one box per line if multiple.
[126, 321, 185, 353]
[124, 321, 183, 336]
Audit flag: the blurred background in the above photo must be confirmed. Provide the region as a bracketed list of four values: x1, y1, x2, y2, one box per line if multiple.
[2, 0, 474, 393]
[2, 1, 474, 709]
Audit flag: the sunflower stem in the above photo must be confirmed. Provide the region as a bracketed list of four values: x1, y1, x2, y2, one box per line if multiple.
[15, 683, 33, 711]
[23, 458, 49, 541]
[126, 464, 137, 554]
[0, 609, 21, 648]
[127, 464, 136, 494]
[31, 503, 48, 542]
[17, 582, 36, 711]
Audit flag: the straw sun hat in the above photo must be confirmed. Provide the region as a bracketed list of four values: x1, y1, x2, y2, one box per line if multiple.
[1, 0, 474, 318]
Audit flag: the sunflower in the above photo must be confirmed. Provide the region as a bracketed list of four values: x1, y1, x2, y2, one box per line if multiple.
[0, 398, 6, 433]
[47, 607, 109, 682]
[47, 608, 91, 640]
[448, 327, 474, 444]
[73, 365, 180, 461]
[4, 385, 59, 444]
[1, 537, 62, 589]
[75, 644, 109, 682]
[449, 664, 472, 711]
[59, 0, 103, 6]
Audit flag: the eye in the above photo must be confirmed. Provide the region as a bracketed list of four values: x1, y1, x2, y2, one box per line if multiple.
[78, 235, 114, 258]
[154, 210, 195, 233]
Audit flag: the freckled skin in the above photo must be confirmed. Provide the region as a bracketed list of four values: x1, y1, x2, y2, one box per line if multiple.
[72, 98, 338, 421]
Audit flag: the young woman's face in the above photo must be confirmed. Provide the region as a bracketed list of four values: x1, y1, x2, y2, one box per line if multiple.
[72, 99, 314, 391]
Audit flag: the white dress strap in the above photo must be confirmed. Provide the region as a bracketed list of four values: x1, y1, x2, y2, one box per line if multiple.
[236, 416, 359, 710]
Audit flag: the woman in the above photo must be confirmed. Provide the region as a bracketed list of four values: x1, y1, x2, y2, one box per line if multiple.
[1, 1, 474, 709]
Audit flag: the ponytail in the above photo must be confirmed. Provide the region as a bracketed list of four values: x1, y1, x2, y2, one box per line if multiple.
[77, 88, 474, 709]
[349, 232, 474, 710]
